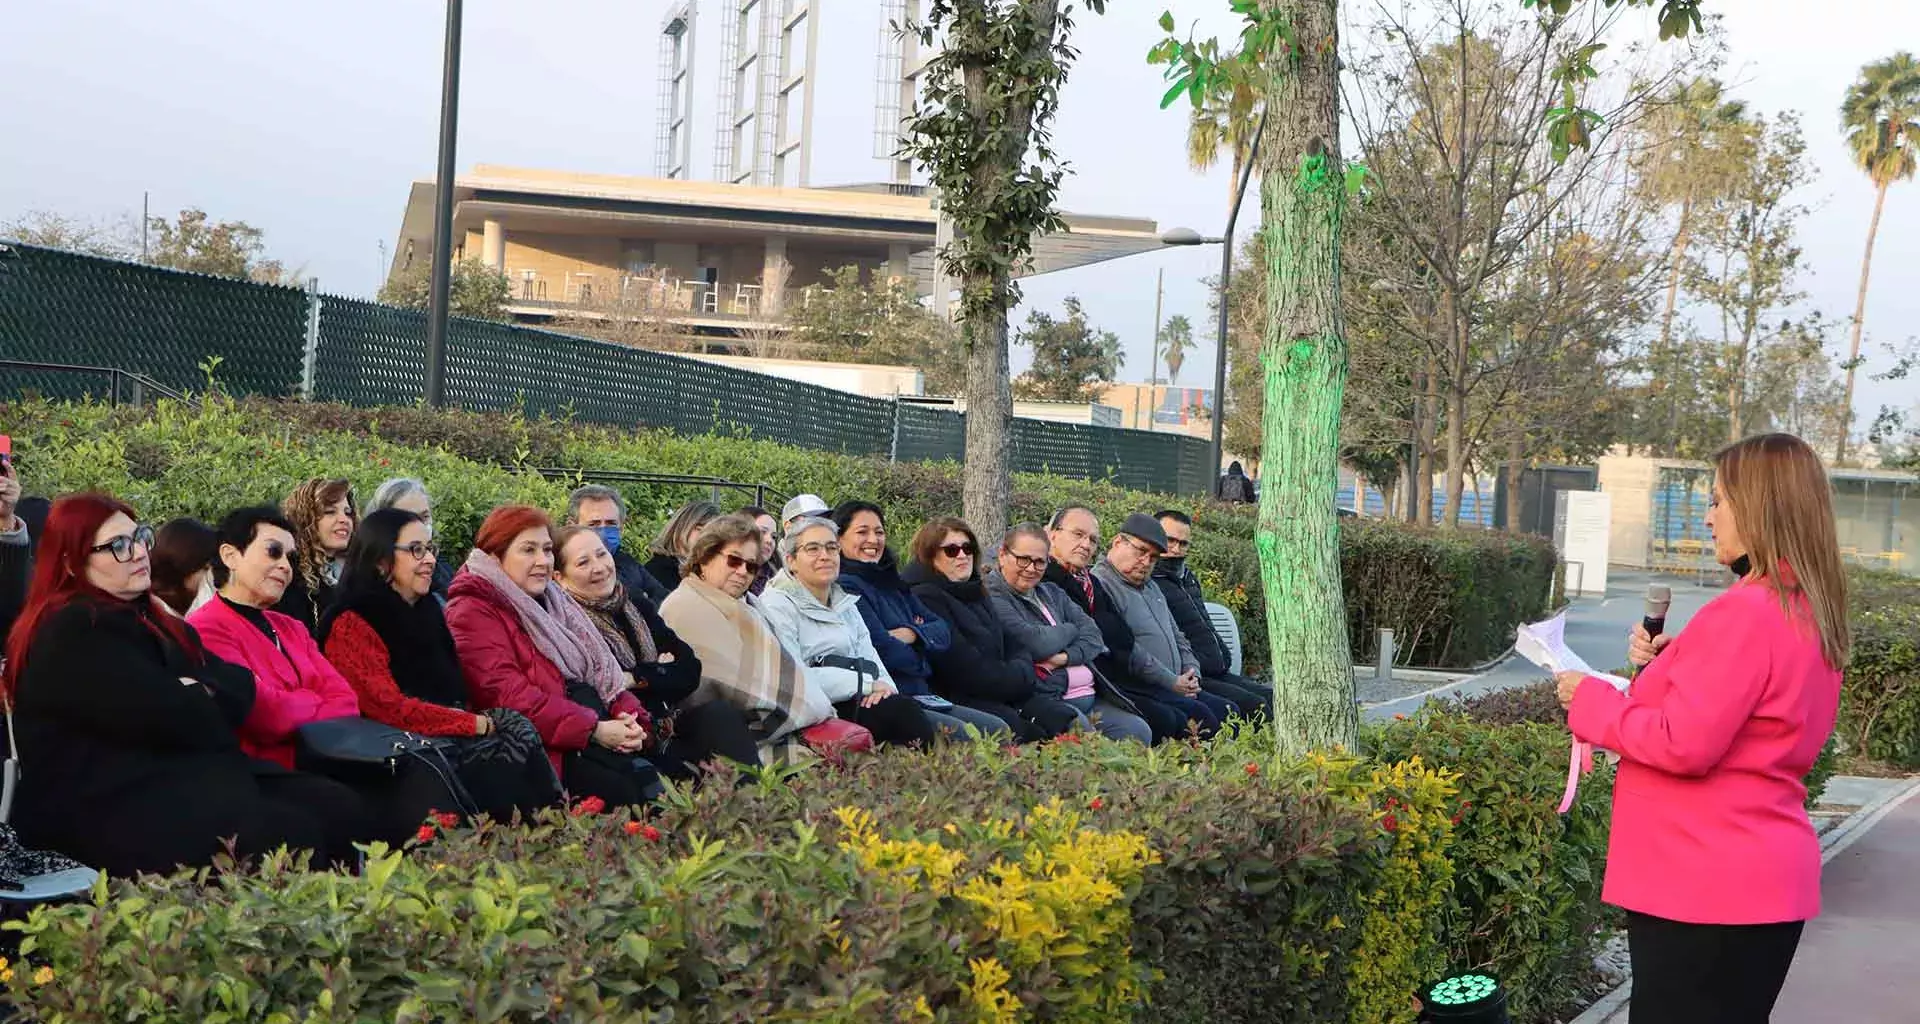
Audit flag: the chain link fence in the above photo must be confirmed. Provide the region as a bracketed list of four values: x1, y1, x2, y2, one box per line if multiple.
[0, 242, 1211, 493]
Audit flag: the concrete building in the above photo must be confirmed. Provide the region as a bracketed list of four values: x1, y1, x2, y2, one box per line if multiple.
[386, 165, 1172, 341]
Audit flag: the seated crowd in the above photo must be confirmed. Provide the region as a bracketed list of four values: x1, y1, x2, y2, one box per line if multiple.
[0, 465, 1267, 878]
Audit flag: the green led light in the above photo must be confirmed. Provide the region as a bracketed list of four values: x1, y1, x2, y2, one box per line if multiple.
[1428, 973, 1500, 1006]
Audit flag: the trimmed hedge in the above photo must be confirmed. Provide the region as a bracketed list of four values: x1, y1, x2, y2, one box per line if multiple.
[0, 396, 1555, 672]
[6, 722, 1611, 1023]
[1837, 569, 1920, 768]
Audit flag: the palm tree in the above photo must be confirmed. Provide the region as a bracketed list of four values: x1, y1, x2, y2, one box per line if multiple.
[1187, 81, 1261, 207]
[1837, 52, 1920, 463]
[1160, 313, 1194, 384]
[1634, 79, 1752, 436]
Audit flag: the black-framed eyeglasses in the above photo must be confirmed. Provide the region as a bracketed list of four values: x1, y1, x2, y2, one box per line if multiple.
[91, 525, 155, 564]
[938, 542, 978, 559]
[1117, 535, 1162, 561]
[393, 541, 439, 561]
[1005, 553, 1048, 571]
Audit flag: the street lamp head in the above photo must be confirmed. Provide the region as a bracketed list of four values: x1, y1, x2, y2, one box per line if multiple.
[1159, 226, 1208, 246]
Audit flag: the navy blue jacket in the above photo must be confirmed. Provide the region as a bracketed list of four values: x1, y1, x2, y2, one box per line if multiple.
[838, 551, 951, 695]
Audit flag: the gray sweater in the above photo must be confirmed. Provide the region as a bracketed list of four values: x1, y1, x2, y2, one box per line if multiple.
[1091, 559, 1197, 690]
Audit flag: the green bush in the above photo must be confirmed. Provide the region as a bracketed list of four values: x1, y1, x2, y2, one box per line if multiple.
[1837, 570, 1920, 768]
[1342, 520, 1557, 668]
[0, 396, 1558, 673]
[1366, 713, 1613, 1024]
[8, 729, 1477, 1023]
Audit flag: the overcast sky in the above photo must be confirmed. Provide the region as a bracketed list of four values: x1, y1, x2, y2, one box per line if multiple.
[2, 0, 1913, 432]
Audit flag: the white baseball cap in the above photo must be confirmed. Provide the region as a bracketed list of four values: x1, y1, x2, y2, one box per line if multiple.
[780, 493, 830, 526]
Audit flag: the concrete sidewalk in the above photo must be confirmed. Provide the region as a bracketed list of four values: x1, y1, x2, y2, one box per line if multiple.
[1581, 778, 1920, 1023]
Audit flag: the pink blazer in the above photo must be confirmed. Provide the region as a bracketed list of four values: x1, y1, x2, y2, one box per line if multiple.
[189, 598, 363, 768]
[1568, 578, 1840, 925]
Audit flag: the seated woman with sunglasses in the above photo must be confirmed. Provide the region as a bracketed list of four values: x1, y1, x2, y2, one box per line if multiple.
[657, 515, 846, 758]
[318, 509, 562, 822]
[191, 506, 460, 844]
[447, 506, 664, 807]
[554, 525, 761, 777]
[828, 501, 1011, 741]
[5, 495, 371, 875]
[902, 518, 1078, 742]
[756, 516, 939, 748]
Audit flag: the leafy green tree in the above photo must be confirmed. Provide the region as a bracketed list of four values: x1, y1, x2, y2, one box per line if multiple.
[900, 0, 1108, 533]
[146, 208, 296, 283]
[0, 210, 138, 259]
[379, 257, 513, 322]
[787, 265, 968, 394]
[1836, 52, 1920, 463]
[1012, 296, 1123, 403]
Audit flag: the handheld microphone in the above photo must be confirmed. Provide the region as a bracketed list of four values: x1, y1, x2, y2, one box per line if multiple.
[1642, 583, 1672, 640]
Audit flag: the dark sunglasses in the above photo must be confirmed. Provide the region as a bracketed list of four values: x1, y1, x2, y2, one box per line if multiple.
[723, 553, 765, 573]
[393, 541, 439, 560]
[91, 524, 155, 564]
[939, 542, 978, 559]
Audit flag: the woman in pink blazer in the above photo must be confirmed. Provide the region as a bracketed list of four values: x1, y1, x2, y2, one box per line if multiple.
[1557, 433, 1848, 1024]
[192, 505, 459, 844]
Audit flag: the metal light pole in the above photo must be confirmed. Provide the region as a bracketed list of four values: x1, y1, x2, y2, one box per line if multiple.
[424, 0, 465, 408]
[1160, 110, 1266, 488]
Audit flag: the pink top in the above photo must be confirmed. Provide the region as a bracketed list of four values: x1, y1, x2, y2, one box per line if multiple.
[188, 598, 364, 768]
[1568, 577, 1841, 925]
[1035, 601, 1097, 701]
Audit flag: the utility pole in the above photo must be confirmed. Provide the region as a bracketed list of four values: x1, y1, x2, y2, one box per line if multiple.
[424, 0, 464, 408]
[141, 191, 149, 261]
[1147, 267, 1163, 431]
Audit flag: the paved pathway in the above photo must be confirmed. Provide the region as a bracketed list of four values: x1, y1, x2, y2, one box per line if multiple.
[1361, 569, 1721, 722]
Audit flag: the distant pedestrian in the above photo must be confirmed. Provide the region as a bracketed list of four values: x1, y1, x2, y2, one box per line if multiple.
[1216, 461, 1255, 503]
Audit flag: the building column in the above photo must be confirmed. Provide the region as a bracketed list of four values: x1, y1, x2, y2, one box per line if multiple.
[888, 243, 911, 286]
[762, 235, 789, 315]
[481, 218, 505, 270]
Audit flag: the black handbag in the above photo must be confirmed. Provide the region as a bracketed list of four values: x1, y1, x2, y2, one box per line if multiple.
[294, 717, 477, 814]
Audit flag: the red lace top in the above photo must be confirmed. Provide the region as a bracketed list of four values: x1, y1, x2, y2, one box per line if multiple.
[322, 612, 482, 737]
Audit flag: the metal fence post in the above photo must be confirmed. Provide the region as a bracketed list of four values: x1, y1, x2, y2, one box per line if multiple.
[1375, 628, 1395, 682]
[300, 278, 322, 401]
[889, 399, 902, 463]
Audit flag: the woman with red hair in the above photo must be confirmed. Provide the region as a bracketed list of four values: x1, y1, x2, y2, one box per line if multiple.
[446, 505, 664, 806]
[2, 494, 370, 876]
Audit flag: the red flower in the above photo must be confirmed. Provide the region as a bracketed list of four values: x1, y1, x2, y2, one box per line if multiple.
[1381, 813, 1399, 832]
[433, 811, 460, 829]
[623, 820, 643, 836]
[642, 825, 662, 842]
[1055, 732, 1082, 745]
[1244, 762, 1261, 777]
[1392, 713, 1408, 721]
[414, 824, 436, 844]
[1450, 813, 1463, 825]
[1088, 797, 1105, 811]
[572, 795, 607, 817]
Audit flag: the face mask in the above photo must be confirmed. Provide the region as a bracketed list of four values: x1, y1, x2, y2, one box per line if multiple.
[593, 525, 623, 555]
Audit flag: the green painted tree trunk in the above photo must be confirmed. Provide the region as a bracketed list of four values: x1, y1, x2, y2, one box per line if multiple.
[1257, 0, 1357, 755]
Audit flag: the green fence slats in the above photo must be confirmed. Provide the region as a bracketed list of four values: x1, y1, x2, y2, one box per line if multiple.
[0, 243, 1210, 493]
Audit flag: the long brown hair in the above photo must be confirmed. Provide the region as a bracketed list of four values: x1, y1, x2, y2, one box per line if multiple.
[283, 477, 355, 596]
[1714, 433, 1849, 669]
[910, 517, 982, 580]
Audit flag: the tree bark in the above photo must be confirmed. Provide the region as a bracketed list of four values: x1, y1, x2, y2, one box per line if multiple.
[1658, 193, 1693, 454]
[1837, 178, 1889, 465]
[962, 268, 1014, 534]
[1256, 0, 1356, 756]
[1504, 432, 1525, 533]
[1416, 355, 1439, 526]
[1440, 290, 1469, 527]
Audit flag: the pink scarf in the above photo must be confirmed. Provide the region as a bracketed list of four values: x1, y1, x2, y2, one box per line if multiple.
[462, 549, 628, 705]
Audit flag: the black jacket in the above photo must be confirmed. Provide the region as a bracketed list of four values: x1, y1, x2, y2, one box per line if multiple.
[605, 591, 703, 708]
[0, 531, 30, 648]
[1152, 557, 1230, 678]
[642, 552, 684, 599]
[615, 550, 672, 607]
[10, 596, 280, 875]
[1043, 558, 1157, 699]
[902, 560, 1037, 706]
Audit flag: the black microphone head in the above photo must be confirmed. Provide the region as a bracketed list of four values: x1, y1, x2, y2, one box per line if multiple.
[1644, 583, 1672, 619]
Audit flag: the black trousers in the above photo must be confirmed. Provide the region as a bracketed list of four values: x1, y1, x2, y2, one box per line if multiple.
[648, 700, 763, 779]
[1627, 910, 1804, 1024]
[834, 694, 937, 747]
[1200, 673, 1271, 720]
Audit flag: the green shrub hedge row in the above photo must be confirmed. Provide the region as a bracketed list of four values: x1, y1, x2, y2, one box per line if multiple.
[0, 396, 1556, 671]
[1837, 569, 1920, 768]
[7, 721, 1611, 1023]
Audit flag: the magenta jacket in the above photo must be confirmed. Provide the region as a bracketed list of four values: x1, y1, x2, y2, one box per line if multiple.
[189, 598, 363, 768]
[1568, 578, 1841, 925]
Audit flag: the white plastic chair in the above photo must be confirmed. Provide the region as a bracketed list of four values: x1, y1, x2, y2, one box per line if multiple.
[1204, 602, 1244, 676]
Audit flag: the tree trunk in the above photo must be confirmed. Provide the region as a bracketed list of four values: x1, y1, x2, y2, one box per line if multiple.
[1837, 178, 1889, 465]
[1440, 291, 1468, 527]
[961, 269, 1013, 534]
[1658, 193, 1693, 455]
[1416, 354, 1438, 525]
[1504, 433, 1525, 535]
[1255, 0, 1356, 756]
